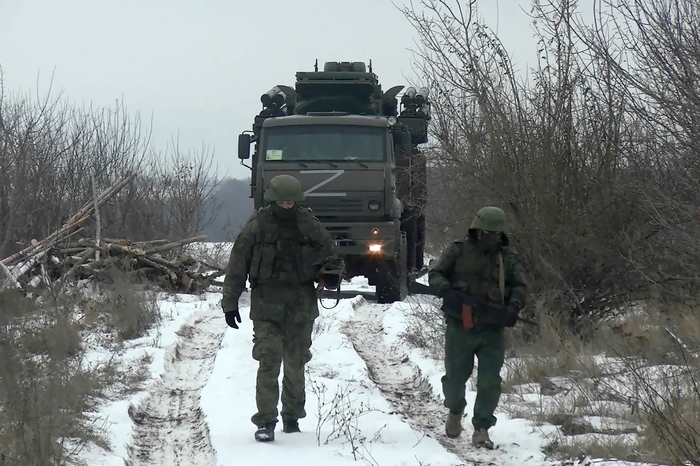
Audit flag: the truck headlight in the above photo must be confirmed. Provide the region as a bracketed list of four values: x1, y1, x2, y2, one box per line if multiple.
[368, 200, 381, 211]
[368, 244, 382, 253]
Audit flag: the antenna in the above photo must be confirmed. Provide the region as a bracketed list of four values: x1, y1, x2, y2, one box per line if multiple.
[314, 59, 318, 72]
[369, 59, 373, 73]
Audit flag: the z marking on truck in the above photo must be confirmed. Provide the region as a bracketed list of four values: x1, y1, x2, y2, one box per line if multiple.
[300, 170, 347, 197]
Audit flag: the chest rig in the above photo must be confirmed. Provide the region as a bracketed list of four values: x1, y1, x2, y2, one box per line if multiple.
[450, 241, 506, 304]
[248, 207, 324, 287]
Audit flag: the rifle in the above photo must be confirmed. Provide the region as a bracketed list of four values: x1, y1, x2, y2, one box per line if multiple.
[408, 281, 539, 328]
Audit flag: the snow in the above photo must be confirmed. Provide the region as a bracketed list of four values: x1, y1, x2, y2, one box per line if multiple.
[201, 293, 463, 466]
[76, 275, 665, 466]
[78, 293, 222, 465]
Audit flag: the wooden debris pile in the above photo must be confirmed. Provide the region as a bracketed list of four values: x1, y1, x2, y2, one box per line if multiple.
[0, 173, 226, 293]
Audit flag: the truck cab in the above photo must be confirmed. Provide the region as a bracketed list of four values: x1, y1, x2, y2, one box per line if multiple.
[238, 61, 429, 303]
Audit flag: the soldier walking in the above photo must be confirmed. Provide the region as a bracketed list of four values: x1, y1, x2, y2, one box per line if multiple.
[429, 206, 526, 449]
[221, 174, 340, 442]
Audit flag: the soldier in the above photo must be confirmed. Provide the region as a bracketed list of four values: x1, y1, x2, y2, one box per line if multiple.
[221, 174, 339, 442]
[429, 206, 526, 449]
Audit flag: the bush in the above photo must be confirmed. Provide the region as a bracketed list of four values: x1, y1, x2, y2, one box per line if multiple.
[403, 0, 700, 330]
[398, 297, 445, 361]
[0, 289, 105, 465]
[92, 267, 161, 341]
[0, 272, 164, 465]
[0, 89, 220, 259]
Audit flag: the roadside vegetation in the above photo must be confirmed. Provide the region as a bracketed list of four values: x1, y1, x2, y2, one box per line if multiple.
[400, 1, 700, 463]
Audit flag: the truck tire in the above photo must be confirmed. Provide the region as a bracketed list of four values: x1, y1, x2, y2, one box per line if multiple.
[376, 234, 408, 304]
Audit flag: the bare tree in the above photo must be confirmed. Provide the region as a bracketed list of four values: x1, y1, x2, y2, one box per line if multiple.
[402, 0, 660, 324]
[152, 140, 222, 238]
[577, 0, 700, 301]
[0, 81, 222, 257]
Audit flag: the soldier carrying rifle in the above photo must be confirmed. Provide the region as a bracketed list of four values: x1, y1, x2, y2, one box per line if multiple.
[429, 206, 527, 449]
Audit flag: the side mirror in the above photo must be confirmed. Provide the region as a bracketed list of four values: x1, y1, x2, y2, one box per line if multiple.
[238, 133, 251, 160]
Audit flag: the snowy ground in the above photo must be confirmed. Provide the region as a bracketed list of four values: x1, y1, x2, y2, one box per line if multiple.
[77, 277, 658, 466]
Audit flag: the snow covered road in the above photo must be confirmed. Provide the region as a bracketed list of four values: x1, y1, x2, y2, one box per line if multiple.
[80, 283, 645, 466]
[126, 309, 225, 466]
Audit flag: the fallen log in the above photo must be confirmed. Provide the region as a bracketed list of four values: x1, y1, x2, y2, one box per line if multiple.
[0, 260, 21, 291]
[144, 236, 208, 255]
[2, 172, 136, 266]
[2, 205, 224, 294]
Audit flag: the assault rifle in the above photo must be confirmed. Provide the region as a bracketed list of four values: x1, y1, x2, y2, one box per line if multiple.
[408, 282, 539, 328]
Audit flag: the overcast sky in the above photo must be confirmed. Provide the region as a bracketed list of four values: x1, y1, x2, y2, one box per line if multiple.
[1, 0, 543, 180]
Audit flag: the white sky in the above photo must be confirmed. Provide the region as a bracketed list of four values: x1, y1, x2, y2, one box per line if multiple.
[1, 0, 544, 180]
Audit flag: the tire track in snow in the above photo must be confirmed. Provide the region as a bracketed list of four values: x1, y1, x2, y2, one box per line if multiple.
[126, 310, 225, 466]
[342, 297, 506, 466]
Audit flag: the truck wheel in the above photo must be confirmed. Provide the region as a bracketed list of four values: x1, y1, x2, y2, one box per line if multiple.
[376, 234, 408, 304]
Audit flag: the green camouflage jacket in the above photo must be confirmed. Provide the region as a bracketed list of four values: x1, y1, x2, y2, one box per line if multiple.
[221, 206, 334, 314]
[429, 231, 526, 316]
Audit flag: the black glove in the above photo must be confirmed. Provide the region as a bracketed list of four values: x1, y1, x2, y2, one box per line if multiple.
[224, 309, 241, 329]
[440, 287, 463, 311]
[502, 304, 520, 328]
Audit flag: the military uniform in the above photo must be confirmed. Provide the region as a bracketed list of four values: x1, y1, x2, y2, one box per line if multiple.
[221, 175, 335, 442]
[429, 206, 526, 448]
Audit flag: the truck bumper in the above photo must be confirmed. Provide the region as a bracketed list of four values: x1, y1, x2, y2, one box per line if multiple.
[323, 221, 398, 258]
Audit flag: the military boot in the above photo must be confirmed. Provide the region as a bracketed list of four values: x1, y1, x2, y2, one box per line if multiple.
[282, 419, 300, 433]
[254, 422, 276, 442]
[472, 428, 494, 449]
[445, 412, 463, 438]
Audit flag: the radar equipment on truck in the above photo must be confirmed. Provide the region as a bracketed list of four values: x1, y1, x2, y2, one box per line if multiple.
[238, 60, 430, 303]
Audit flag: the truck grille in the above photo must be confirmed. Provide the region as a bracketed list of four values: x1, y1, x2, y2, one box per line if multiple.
[306, 199, 364, 214]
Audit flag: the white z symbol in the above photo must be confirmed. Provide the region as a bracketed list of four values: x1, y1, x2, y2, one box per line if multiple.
[300, 170, 346, 197]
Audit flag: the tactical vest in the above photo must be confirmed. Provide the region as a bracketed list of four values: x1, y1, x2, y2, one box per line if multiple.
[248, 206, 326, 286]
[450, 241, 507, 305]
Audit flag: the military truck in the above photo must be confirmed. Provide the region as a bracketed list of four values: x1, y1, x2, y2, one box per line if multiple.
[237, 61, 430, 303]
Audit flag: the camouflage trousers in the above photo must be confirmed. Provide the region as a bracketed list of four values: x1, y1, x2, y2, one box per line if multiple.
[442, 321, 505, 430]
[250, 310, 314, 426]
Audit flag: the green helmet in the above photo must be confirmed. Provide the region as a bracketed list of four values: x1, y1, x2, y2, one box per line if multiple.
[264, 175, 305, 202]
[470, 206, 507, 231]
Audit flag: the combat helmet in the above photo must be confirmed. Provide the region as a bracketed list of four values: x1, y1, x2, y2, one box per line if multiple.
[264, 175, 305, 202]
[470, 206, 507, 231]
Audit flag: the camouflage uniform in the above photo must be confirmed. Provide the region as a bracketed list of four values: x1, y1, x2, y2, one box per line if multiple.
[222, 175, 334, 435]
[429, 206, 526, 447]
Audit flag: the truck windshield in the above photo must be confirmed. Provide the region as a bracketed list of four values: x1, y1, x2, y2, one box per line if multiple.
[263, 125, 386, 162]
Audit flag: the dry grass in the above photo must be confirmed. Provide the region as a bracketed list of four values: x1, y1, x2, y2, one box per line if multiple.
[0, 272, 162, 465]
[640, 394, 700, 465]
[183, 241, 232, 270]
[541, 433, 644, 463]
[503, 303, 700, 464]
[398, 291, 700, 464]
[0, 289, 105, 465]
[91, 266, 161, 341]
[398, 297, 445, 362]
